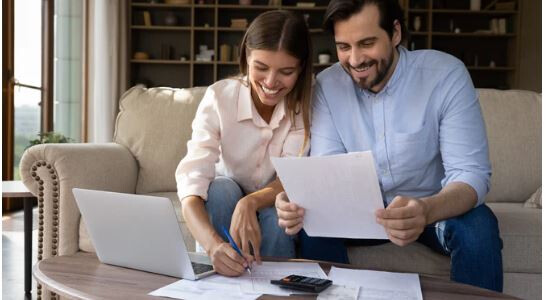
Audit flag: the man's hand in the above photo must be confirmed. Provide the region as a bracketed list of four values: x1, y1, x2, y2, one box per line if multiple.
[375, 196, 429, 246]
[275, 192, 305, 235]
[230, 196, 262, 263]
[208, 241, 254, 277]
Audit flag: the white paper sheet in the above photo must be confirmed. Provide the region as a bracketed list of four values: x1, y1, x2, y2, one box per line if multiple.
[327, 267, 423, 300]
[271, 151, 388, 239]
[317, 284, 360, 300]
[239, 261, 328, 296]
[148, 276, 259, 300]
[149, 261, 327, 299]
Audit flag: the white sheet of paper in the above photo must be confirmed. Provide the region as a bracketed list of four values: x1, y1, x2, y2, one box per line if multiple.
[271, 151, 388, 239]
[148, 276, 259, 300]
[327, 267, 423, 300]
[149, 262, 327, 298]
[239, 261, 328, 296]
[317, 284, 360, 300]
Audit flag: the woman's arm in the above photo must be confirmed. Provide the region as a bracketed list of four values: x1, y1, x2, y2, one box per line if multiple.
[229, 177, 283, 263]
[182, 195, 251, 276]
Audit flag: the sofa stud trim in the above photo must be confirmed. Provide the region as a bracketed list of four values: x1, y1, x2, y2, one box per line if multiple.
[30, 160, 60, 300]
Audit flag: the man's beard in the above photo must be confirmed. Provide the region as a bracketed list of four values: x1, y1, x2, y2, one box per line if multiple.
[343, 48, 394, 92]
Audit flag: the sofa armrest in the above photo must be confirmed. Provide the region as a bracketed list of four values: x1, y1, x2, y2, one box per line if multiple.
[19, 143, 138, 261]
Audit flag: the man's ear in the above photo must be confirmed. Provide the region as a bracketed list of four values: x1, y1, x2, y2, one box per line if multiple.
[392, 20, 402, 47]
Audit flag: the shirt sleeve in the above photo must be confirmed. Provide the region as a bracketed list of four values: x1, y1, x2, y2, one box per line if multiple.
[309, 82, 347, 156]
[439, 63, 492, 206]
[175, 86, 221, 201]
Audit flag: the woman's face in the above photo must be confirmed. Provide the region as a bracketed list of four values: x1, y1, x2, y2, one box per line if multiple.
[247, 49, 301, 107]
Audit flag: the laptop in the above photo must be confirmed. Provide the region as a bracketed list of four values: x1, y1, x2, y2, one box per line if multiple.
[72, 188, 215, 280]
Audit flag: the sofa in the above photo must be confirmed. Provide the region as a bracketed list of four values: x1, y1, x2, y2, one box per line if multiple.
[20, 86, 541, 299]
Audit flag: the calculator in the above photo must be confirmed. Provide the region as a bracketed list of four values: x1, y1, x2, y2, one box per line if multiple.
[270, 274, 333, 293]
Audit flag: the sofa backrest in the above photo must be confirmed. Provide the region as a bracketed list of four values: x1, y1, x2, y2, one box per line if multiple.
[478, 89, 541, 203]
[114, 86, 207, 194]
[113, 86, 541, 203]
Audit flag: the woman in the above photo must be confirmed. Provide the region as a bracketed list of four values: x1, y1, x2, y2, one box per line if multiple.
[175, 10, 312, 277]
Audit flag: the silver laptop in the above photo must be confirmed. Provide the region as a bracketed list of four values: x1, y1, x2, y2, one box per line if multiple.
[72, 188, 215, 280]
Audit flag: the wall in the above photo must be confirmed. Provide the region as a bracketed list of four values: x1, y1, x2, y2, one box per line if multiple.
[517, 0, 541, 92]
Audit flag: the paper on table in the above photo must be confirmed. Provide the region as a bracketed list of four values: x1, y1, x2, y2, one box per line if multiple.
[239, 261, 328, 296]
[148, 275, 260, 300]
[271, 151, 388, 239]
[149, 262, 327, 298]
[327, 267, 423, 300]
[317, 284, 360, 300]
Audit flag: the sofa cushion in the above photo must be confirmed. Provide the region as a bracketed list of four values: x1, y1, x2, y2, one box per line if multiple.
[347, 203, 541, 275]
[79, 192, 195, 252]
[478, 89, 541, 203]
[113, 86, 207, 194]
[488, 202, 541, 273]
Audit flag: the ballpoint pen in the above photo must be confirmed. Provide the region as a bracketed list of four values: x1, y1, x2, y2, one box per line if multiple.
[222, 226, 252, 275]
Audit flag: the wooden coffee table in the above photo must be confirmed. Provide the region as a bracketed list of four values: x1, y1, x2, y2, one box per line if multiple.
[34, 252, 518, 299]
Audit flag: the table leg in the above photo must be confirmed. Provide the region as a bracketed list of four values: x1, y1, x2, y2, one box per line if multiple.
[23, 197, 32, 296]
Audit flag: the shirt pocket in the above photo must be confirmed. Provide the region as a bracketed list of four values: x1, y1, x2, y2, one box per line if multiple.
[390, 125, 436, 172]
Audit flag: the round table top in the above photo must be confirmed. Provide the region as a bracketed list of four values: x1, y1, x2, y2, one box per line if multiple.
[33, 252, 518, 300]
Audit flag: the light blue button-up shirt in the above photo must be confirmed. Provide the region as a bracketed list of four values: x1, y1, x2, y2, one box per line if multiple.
[311, 46, 491, 206]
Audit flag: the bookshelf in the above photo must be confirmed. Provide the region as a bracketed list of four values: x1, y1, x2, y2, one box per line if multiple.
[128, 0, 336, 88]
[403, 0, 520, 89]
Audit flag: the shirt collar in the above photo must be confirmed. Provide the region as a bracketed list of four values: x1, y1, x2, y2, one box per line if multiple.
[237, 79, 254, 122]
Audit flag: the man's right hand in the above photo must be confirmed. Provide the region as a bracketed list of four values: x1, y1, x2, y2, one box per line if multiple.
[208, 241, 253, 277]
[275, 192, 305, 235]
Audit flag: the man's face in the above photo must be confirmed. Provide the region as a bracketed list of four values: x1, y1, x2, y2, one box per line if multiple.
[333, 4, 401, 93]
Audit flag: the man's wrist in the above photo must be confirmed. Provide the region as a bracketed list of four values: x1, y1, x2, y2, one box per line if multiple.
[421, 197, 434, 225]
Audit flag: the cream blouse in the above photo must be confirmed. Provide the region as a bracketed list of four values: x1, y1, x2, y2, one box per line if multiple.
[176, 78, 308, 201]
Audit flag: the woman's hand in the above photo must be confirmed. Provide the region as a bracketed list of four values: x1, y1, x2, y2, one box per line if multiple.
[230, 196, 262, 263]
[208, 240, 254, 276]
[275, 192, 305, 235]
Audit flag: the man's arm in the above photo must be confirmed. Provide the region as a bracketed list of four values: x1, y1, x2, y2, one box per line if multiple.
[377, 62, 491, 246]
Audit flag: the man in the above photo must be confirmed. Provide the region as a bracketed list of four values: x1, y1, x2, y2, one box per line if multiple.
[275, 0, 503, 292]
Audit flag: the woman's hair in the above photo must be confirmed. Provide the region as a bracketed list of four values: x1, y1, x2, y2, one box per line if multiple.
[239, 10, 313, 155]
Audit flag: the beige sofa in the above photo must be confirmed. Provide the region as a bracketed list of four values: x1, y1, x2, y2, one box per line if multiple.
[20, 86, 541, 299]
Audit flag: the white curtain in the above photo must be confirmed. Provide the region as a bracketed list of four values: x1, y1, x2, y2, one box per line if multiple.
[87, 0, 127, 142]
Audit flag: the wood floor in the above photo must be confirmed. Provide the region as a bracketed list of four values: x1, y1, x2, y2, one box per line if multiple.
[2, 207, 38, 300]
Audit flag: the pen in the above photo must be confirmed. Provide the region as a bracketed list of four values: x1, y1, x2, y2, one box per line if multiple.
[222, 226, 252, 275]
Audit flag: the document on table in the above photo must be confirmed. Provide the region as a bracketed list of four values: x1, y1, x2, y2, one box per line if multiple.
[239, 261, 328, 295]
[328, 267, 423, 300]
[271, 151, 388, 239]
[149, 261, 327, 299]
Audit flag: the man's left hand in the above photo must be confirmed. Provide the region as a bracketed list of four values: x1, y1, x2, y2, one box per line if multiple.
[375, 196, 429, 246]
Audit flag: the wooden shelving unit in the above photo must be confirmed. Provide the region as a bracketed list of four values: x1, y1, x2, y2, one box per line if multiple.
[404, 0, 520, 89]
[128, 0, 336, 88]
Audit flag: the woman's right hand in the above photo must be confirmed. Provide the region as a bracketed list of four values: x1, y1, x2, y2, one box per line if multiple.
[275, 192, 305, 235]
[208, 241, 254, 277]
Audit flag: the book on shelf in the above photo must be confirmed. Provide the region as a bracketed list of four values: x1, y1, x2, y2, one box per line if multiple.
[143, 11, 152, 26]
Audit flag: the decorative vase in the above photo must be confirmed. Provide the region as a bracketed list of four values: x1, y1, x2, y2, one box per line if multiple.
[470, 0, 481, 11]
[318, 54, 331, 64]
[164, 13, 177, 26]
[413, 16, 421, 32]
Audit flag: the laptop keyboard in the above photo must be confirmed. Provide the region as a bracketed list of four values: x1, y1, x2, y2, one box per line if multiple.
[191, 261, 214, 275]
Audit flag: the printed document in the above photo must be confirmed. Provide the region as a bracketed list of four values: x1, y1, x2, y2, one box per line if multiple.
[271, 151, 388, 239]
[149, 261, 327, 299]
[328, 267, 423, 300]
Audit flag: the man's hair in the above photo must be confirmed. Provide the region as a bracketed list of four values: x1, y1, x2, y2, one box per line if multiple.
[323, 0, 407, 42]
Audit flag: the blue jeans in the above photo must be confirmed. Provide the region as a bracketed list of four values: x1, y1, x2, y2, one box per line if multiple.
[299, 204, 503, 292]
[204, 176, 296, 258]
